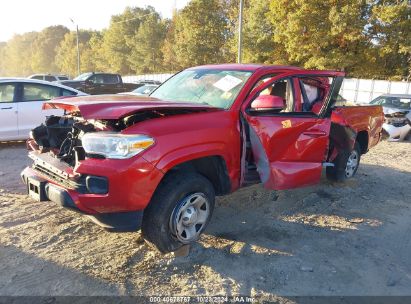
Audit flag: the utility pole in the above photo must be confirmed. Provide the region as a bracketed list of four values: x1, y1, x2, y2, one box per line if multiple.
[70, 18, 81, 76]
[237, 0, 244, 64]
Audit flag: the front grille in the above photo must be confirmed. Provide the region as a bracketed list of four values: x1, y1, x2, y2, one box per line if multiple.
[33, 164, 86, 193]
[29, 151, 87, 193]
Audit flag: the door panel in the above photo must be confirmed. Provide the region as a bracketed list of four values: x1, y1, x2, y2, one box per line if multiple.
[246, 115, 330, 190]
[17, 101, 63, 138]
[241, 72, 344, 190]
[0, 83, 18, 140]
[0, 102, 18, 140]
[17, 83, 63, 138]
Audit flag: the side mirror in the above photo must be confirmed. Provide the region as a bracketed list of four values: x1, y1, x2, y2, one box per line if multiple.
[251, 95, 285, 111]
[85, 79, 93, 85]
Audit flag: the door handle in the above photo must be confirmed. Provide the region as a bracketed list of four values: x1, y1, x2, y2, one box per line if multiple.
[303, 130, 327, 137]
[1, 107, 12, 110]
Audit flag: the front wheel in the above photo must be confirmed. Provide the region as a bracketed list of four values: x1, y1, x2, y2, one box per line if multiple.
[326, 142, 361, 182]
[142, 172, 215, 253]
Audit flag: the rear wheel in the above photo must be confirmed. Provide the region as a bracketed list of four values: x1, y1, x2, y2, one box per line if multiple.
[326, 142, 361, 182]
[142, 172, 215, 253]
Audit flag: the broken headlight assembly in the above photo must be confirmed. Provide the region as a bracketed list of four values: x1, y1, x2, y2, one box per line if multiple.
[82, 133, 155, 159]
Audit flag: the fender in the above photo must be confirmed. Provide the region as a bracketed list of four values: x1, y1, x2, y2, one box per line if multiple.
[155, 142, 228, 172]
[153, 142, 239, 190]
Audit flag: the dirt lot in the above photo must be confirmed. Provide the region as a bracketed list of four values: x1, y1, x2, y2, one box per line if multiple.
[0, 140, 410, 299]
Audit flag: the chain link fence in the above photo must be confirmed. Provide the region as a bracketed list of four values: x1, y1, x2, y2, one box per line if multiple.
[340, 78, 411, 103]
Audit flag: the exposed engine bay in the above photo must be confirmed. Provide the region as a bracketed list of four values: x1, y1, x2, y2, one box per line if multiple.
[29, 108, 205, 167]
[384, 111, 411, 127]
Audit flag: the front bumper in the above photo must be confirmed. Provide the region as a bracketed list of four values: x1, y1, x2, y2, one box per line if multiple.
[22, 152, 164, 215]
[21, 169, 79, 211]
[383, 123, 411, 141]
[22, 167, 145, 231]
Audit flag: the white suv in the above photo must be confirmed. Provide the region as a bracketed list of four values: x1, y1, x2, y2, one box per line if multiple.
[28, 74, 70, 82]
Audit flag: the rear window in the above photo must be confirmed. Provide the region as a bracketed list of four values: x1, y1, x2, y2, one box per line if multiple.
[22, 83, 60, 101]
[45, 76, 56, 82]
[62, 89, 77, 96]
[103, 74, 120, 84]
[371, 97, 411, 110]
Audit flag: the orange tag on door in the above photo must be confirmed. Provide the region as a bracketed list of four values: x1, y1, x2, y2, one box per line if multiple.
[281, 120, 292, 128]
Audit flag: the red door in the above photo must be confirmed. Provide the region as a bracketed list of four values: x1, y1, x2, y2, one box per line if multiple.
[246, 115, 330, 190]
[241, 73, 342, 190]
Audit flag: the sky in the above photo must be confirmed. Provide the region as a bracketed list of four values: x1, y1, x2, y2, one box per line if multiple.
[0, 0, 190, 42]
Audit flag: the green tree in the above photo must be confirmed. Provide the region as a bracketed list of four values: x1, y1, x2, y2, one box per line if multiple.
[127, 12, 167, 73]
[3, 32, 38, 76]
[224, 0, 282, 64]
[31, 25, 69, 73]
[100, 6, 158, 74]
[267, 0, 370, 76]
[55, 30, 98, 77]
[170, 0, 229, 68]
[162, 14, 180, 71]
[368, 0, 411, 79]
[85, 32, 105, 72]
[0, 42, 6, 75]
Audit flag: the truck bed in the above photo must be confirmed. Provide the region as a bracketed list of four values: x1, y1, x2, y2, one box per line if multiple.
[331, 105, 384, 150]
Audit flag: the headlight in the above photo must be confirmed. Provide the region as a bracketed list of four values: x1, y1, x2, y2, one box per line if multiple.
[82, 132, 154, 159]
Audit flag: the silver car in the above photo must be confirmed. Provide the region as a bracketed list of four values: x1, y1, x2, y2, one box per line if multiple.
[370, 94, 411, 141]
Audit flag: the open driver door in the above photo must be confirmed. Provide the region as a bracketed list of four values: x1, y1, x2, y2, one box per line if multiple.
[241, 72, 344, 190]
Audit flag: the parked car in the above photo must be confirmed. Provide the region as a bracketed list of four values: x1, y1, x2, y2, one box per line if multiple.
[28, 74, 70, 82]
[0, 78, 86, 141]
[59, 72, 140, 95]
[21, 64, 383, 253]
[119, 84, 159, 96]
[369, 94, 411, 141]
[136, 80, 162, 85]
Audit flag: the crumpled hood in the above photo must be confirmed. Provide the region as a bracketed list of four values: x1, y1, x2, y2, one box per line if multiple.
[43, 94, 220, 120]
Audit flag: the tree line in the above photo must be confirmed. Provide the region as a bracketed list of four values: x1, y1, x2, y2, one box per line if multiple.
[0, 0, 409, 80]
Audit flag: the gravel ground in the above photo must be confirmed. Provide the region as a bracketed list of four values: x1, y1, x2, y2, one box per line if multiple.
[0, 139, 410, 300]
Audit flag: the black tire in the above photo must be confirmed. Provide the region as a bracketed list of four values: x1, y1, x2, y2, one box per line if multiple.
[326, 142, 361, 182]
[141, 172, 215, 253]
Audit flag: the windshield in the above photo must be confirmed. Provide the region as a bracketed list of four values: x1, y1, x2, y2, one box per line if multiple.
[370, 96, 411, 110]
[150, 69, 253, 109]
[74, 73, 92, 81]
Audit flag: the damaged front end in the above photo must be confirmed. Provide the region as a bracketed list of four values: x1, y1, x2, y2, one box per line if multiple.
[382, 111, 411, 141]
[27, 104, 211, 167]
[21, 97, 216, 228]
[28, 114, 97, 167]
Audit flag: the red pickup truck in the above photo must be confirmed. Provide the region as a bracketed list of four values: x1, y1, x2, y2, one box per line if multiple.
[21, 64, 383, 253]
